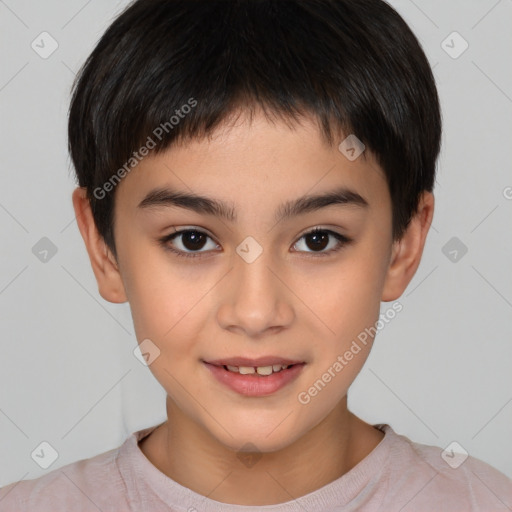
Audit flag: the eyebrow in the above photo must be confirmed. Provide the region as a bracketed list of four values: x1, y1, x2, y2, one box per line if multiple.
[137, 185, 369, 223]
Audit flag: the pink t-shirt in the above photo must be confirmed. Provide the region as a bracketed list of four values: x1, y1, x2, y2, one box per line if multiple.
[0, 423, 510, 511]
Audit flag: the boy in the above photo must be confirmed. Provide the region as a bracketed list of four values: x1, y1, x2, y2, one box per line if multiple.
[1, 0, 511, 510]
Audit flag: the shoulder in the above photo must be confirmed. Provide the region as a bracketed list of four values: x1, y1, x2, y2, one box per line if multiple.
[0, 443, 129, 512]
[379, 425, 512, 511]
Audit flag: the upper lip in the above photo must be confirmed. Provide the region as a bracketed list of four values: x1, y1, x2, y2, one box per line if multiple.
[204, 357, 305, 367]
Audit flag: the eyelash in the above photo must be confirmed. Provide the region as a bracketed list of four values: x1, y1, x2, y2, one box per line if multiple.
[157, 227, 352, 260]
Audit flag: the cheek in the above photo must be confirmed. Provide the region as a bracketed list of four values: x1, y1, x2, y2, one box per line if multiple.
[296, 238, 390, 398]
[308, 252, 387, 340]
[129, 281, 203, 348]
[120, 249, 199, 344]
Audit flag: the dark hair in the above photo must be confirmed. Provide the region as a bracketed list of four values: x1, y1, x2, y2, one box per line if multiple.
[68, 0, 442, 261]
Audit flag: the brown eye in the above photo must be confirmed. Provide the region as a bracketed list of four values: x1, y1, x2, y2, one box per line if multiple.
[158, 227, 352, 260]
[293, 228, 351, 256]
[158, 229, 219, 258]
[304, 231, 329, 251]
[177, 230, 208, 251]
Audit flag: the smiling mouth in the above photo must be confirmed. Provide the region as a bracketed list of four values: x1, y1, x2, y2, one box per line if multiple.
[220, 363, 300, 376]
[203, 356, 306, 377]
[203, 361, 306, 396]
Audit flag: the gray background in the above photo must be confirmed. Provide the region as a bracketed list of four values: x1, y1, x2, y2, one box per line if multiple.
[0, 0, 511, 488]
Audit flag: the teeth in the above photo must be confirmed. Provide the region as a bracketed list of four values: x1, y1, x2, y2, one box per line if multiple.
[238, 366, 255, 375]
[256, 366, 273, 376]
[224, 364, 291, 375]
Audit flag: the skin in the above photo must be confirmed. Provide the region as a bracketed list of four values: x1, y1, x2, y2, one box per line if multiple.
[72, 109, 434, 506]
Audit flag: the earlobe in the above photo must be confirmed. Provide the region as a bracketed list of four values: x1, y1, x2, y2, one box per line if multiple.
[71, 187, 128, 304]
[381, 192, 435, 302]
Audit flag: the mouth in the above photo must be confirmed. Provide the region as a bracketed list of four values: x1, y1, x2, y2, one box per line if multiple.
[202, 359, 307, 396]
[203, 357, 306, 376]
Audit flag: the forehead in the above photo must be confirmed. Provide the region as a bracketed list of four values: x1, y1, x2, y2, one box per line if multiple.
[114, 112, 389, 218]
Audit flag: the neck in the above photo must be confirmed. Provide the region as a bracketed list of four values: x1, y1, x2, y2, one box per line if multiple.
[138, 395, 384, 506]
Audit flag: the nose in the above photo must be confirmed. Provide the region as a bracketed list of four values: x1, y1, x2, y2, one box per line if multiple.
[216, 251, 294, 338]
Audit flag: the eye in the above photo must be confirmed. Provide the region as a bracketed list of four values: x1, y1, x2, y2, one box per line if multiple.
[158, 228, 219, 259]
[158, 227, 352, 259]
[292, 228, 352, 257]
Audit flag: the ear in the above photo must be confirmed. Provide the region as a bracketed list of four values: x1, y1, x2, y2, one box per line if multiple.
[381, 191, 435, 302]
[71, 187, 128, 304]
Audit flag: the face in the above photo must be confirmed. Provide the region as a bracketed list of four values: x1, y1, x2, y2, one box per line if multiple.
[111, 111, 396, 453]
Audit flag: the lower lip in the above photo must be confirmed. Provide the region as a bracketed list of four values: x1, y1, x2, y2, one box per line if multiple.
[203, 362, 306, 397]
